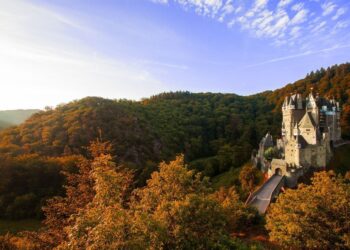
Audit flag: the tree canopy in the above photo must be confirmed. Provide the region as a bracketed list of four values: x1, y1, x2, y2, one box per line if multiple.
[266, 171, 350, 249]
[31, 144, 260, 250]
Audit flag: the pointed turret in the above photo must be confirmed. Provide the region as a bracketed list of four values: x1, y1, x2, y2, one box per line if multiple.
[306, 91, 319, 127]
[307, 92, 318, 110]
[288, 95, 295, 109]
[293, 122, 300, 136]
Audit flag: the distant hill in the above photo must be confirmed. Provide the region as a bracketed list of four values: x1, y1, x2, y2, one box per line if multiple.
[0, 94, 274, 183]
[0, 110, 40, 130]
[0, 63, 349, 178]
[0, 120, 14, 130]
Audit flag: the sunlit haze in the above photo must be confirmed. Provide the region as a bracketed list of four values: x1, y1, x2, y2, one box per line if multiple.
[1, 0, 350, 109]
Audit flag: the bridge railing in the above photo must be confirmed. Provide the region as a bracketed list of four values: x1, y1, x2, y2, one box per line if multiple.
[269, 176, 285, 203]
[246, 175, 280, 205]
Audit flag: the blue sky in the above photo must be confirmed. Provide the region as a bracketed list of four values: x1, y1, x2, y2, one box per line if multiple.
[0, 0, 350, 109]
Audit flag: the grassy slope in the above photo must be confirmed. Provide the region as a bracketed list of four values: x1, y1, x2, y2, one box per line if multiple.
[211, 167, 242, 190]
[0, 219, 41, 235]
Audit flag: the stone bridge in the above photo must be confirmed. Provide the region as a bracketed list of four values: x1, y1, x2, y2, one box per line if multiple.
[246, 175, 285, 214]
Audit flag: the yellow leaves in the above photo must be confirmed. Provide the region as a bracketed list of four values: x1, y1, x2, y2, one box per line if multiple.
[266, 171, 350, 249]
[50, 151, 261, 249]
[51, 142, 136, 249]
[239, 163, 262, 193]
[0, 233, 38, 250]
[129, 155, 258, 249]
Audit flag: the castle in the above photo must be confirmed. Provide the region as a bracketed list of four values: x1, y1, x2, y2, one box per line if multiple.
[255, 91, 341, 187]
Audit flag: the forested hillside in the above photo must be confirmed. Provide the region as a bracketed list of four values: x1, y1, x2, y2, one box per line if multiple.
[0, 94, 276, 179]
[0, 63, 349, 220]
[264, 63, 350, 138]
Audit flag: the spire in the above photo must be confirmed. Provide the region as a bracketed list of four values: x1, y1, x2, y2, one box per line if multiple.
[293, 121, 300, 136]
[307, 90, 317, 110]
[296, 93, 303, 109]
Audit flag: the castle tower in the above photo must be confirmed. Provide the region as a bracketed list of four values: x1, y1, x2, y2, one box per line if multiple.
[329, 99, 342, 142]
[282, 93, 305, 140]
[306, 92, 319, 127]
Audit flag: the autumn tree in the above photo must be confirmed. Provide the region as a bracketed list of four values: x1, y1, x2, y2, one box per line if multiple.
[27, 141, 113, 249]
[30, 157, 94, 248]
[239, 163, 262, 194]
[266, 171, 350, 249]
[211, 187, 260, 232]
[0, 234, 17, 250]
[130, 155, 248, 249]
[28, 152, 261, 249]
[0, 234, 37, 250]
[56, 155, 236, 249]
[57, 142, 135, 249]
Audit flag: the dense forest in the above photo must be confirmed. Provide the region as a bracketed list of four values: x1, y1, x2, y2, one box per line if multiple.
[0, 63, 349, 222]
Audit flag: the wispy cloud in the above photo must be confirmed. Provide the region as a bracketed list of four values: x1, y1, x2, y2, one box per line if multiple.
[245, 43, 350, 68]
[137, 59, 189, 70]
[332, 7, 347, 20]
[278, 0, 293, 8]
[290, 8, 308, 24]
[322, 1, 337, 16]
[291, 2, 304, 11]
[150, 0, 350, 50]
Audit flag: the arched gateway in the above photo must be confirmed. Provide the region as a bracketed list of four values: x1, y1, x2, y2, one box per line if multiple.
[275, 168, 282, 176]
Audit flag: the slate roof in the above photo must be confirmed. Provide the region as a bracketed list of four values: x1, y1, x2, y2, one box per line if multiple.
[260, 133, 274, 148]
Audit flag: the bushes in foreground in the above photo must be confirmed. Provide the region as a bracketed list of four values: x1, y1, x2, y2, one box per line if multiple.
[28, 141, 259, 249]
[266, 171, 350, 249]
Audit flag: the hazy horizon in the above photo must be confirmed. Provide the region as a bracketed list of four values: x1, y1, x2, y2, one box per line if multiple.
[0, 88, 273, 111]
[1, 0, 350, 110]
